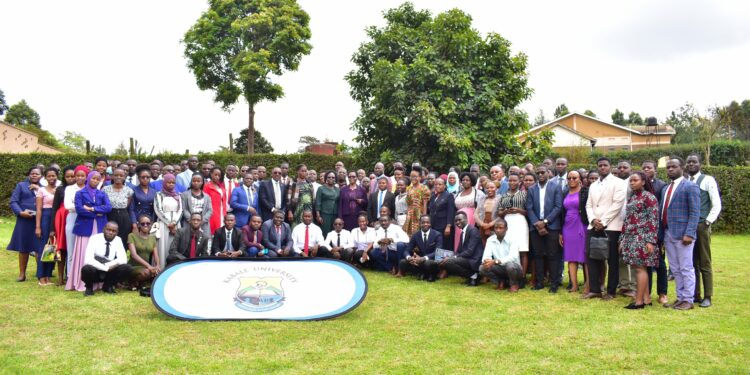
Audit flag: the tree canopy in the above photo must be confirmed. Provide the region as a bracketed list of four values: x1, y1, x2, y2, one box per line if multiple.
[345, 2, 549, 170]
[4, 99, 41, 128]
[611, 109, 625, 125]
[0, 89, 8, 115]
[183, 0, 312, 154]
[554, 104, 570, 118]
[233, 128, 274, 154]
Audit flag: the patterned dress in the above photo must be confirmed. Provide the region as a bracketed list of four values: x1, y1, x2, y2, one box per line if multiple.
[620, 190, 659, 267]
[403, 183, 430, 236]
[291, 182, 314, 228]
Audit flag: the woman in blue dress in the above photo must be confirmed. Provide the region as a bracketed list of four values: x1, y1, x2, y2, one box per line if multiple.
[34, 168, 59, 285]
[129, 164, 156, 233]
[7, 167, 44, 282]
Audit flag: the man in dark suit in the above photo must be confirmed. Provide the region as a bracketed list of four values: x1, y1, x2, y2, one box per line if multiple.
[642, 159, 669, 305]
[167, 213, 210, 265]
[211, 214, 247, 257]
[398, 215, 443, 281]
[428, 177, 455, 248]
[229, 172, 259, 228]
[258, 167, 288, 222]
[260, 210, 293, 257]
[526, 165, 563, 293]
[368, 176, 396, 225]
[659, 158, 700, 310]
[440, 212, 483, 286]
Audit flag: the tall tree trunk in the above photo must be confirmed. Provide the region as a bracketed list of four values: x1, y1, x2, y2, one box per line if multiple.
[247, 103, 256, 155]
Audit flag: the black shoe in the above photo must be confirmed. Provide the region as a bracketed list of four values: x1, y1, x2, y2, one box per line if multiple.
[417, 274, 424, 281]
[466, 278, 479, 287]
[549, 287, 558, 293]
[139, 287, 151, 297]
[693, 297, 703, 303]
[625, 303, 645, 310]
[426, 275, 436, 282]
[519, 279, 526, 289]
[532, 285, 545, 290]
[84, 288, 94, 296]
[103, 285, 116, 294]
[566, 282, 573, 290]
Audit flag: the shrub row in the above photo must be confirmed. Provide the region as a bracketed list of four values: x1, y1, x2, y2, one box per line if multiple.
[557, 140, 750, 166]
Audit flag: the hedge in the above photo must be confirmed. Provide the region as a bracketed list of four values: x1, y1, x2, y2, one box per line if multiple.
[3, 153, 748, 233]
[557, 140, 750, 166]
[0, 152, 358, 215]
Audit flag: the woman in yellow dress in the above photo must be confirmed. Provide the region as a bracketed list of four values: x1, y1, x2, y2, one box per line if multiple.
[403, 166, 430, 236]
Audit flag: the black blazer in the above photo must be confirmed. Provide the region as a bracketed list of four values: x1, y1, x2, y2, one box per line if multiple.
[428, 191, 456, 232]
[211, 226, 248, 255]
[367, 189, 396, 223]
[404, 228, 443, 260]
[456, 225, 483, 271]
[561, 186, 589, 227]
[168, 226, 209, 262]
[260, 219, 293, 253]
[258, 179, 288, 222]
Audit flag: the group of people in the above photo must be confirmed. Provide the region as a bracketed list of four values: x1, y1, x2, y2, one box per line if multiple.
[7, 155, 720, 310]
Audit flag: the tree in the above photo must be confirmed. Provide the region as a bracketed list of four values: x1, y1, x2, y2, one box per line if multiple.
[553, 104, 569, 118]
[345, 3, 548, 170]
[113, 141, 129, 155]
[296, 135, 320, 153]
[699, 107, 730, 166]
[533, 109, 547, 126]
[583, 109, 596, 118]
[60, 131, 88, 153]
[0, 89, 8, 115]
[666, 103, 701, 144]
[627, 111, 643, 125]
[611, 109, 625, 125]
[233, 128, 275, 154]
[183, 0, 312, 155]
[722, 99, 750, 141]
[4, 100, 41, 128]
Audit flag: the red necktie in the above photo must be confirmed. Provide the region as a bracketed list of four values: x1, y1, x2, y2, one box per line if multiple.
[189, 233, 197, 258]
[662, 182, 675, 226]
[304, 225, 309, 256]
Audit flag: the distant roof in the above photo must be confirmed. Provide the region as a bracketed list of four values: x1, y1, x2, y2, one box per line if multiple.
[547, 123, 595, 141]
[526, 112, 676, 136]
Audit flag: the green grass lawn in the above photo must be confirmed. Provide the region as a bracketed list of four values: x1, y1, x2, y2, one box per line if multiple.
[1, 216, 749, 374]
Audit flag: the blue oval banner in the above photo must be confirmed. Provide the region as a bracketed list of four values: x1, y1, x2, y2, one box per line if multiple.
[151, 258, 368, 321]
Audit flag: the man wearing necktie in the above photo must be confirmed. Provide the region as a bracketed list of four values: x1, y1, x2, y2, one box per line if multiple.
[321, 218, 355, 261]
[168, 213, 209, 265]
[290, 211, 324, 257]
[211, 214, 246, 257]
[659, 158, 700, 310]
[368, 176, 395, 225]
[439, 212, 484, 286]
[260, 211, 293, 256]
[229, 172, 259, 228]
[80, 222, 133, 296]
[371, 215, 409, 273]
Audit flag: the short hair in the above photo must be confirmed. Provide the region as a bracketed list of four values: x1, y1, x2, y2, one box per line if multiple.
[296, 164, 307, 172]
[687, 153, 701, 162]
[105, 220, 119, 229]
[617, 160, 632, 167]
[190, 212, 203, 219]
[455, 211, 468, 220]
[380, 214, 391, 221]
[394, 166, 405, 173]
[210, 167, 225, 181]
[44, 167, 59, 177]
[419, 214, 431, 221]
[596, 157, 611, 164]
[493, 217, 508, 227]
[459, 172, 477, 186]
[642, 160, 656, 167]
[224, 213, 235, 221]
[135, 164, 151, 176]
[273, 210, 285, 218]
[669, 156, 684, 167]
[137, 214, 152, 222]
[411, 165, 422, 174]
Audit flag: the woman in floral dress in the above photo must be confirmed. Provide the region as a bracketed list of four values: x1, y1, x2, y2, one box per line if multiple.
[619, 171, 659, 310]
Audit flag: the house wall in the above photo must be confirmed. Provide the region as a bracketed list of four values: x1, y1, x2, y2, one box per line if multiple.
[0, 122, 61, 154]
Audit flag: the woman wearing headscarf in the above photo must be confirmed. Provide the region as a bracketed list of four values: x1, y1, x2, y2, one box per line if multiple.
[66, 171, 112, 291]
[181, 172, 213, 236]
[204, 167, 228, 234]
[52, 165, 76, 285]
[63, 165, 89, 279]
[7, 167, 44, 282]
[446, 172, 460, 197]
[154, 173, 183, 270]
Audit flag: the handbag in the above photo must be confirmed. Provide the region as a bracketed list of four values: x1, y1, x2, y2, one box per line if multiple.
[589, 232, 609, 260]
[40, 238, 57, 263]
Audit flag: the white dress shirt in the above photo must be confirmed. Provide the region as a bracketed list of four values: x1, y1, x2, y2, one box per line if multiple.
[351, 227, 376, 251]
[84, 233, 128, 271]
[273, 180, 282, 210]
[689, 172, 722, 224]
[291, 223, 324, 254]
[373, 224, 409, 251]
[324, 229, 354, 249]
[537, 182, 547, 219]
[63, 184, 83, 211]
[482, 234, 520, 266]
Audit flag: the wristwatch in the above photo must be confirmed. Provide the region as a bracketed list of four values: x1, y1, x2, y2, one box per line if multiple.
[543, 219, 548, 225]
[705, 220, 711, 226]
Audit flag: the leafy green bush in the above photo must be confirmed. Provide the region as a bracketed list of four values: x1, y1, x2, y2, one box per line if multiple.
[586, 140, 750, 166]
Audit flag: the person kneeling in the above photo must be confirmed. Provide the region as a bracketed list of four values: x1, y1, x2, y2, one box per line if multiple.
[81, 221, 133, 296]
[439, 212, 483, 286]
[167, 213, 209, 265]
[321, 218, 355, 261]
[290, 210, 324, 257]
[211, 213, 246, 258]
[479, 219, 523, 292]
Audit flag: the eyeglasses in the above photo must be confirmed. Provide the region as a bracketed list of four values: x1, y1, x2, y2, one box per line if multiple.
[272, 171, 281, 175]
[567, 177, 578, 180]
[139, 175, 150, 179]
[536, 171, 546, 175]
[348, 175, 357, 178]
[139, 222, 152, 226]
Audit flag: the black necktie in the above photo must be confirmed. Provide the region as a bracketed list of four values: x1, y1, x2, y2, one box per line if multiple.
[337, 233, 341, 247]
[424, 232, 428, 244]
[105, 241, 111, 258]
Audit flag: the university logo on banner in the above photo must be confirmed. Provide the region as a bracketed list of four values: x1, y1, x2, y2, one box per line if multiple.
[151, 258, 368, 321]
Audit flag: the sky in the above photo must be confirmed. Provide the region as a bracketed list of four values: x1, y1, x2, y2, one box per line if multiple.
[1, 0, 749, 154]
